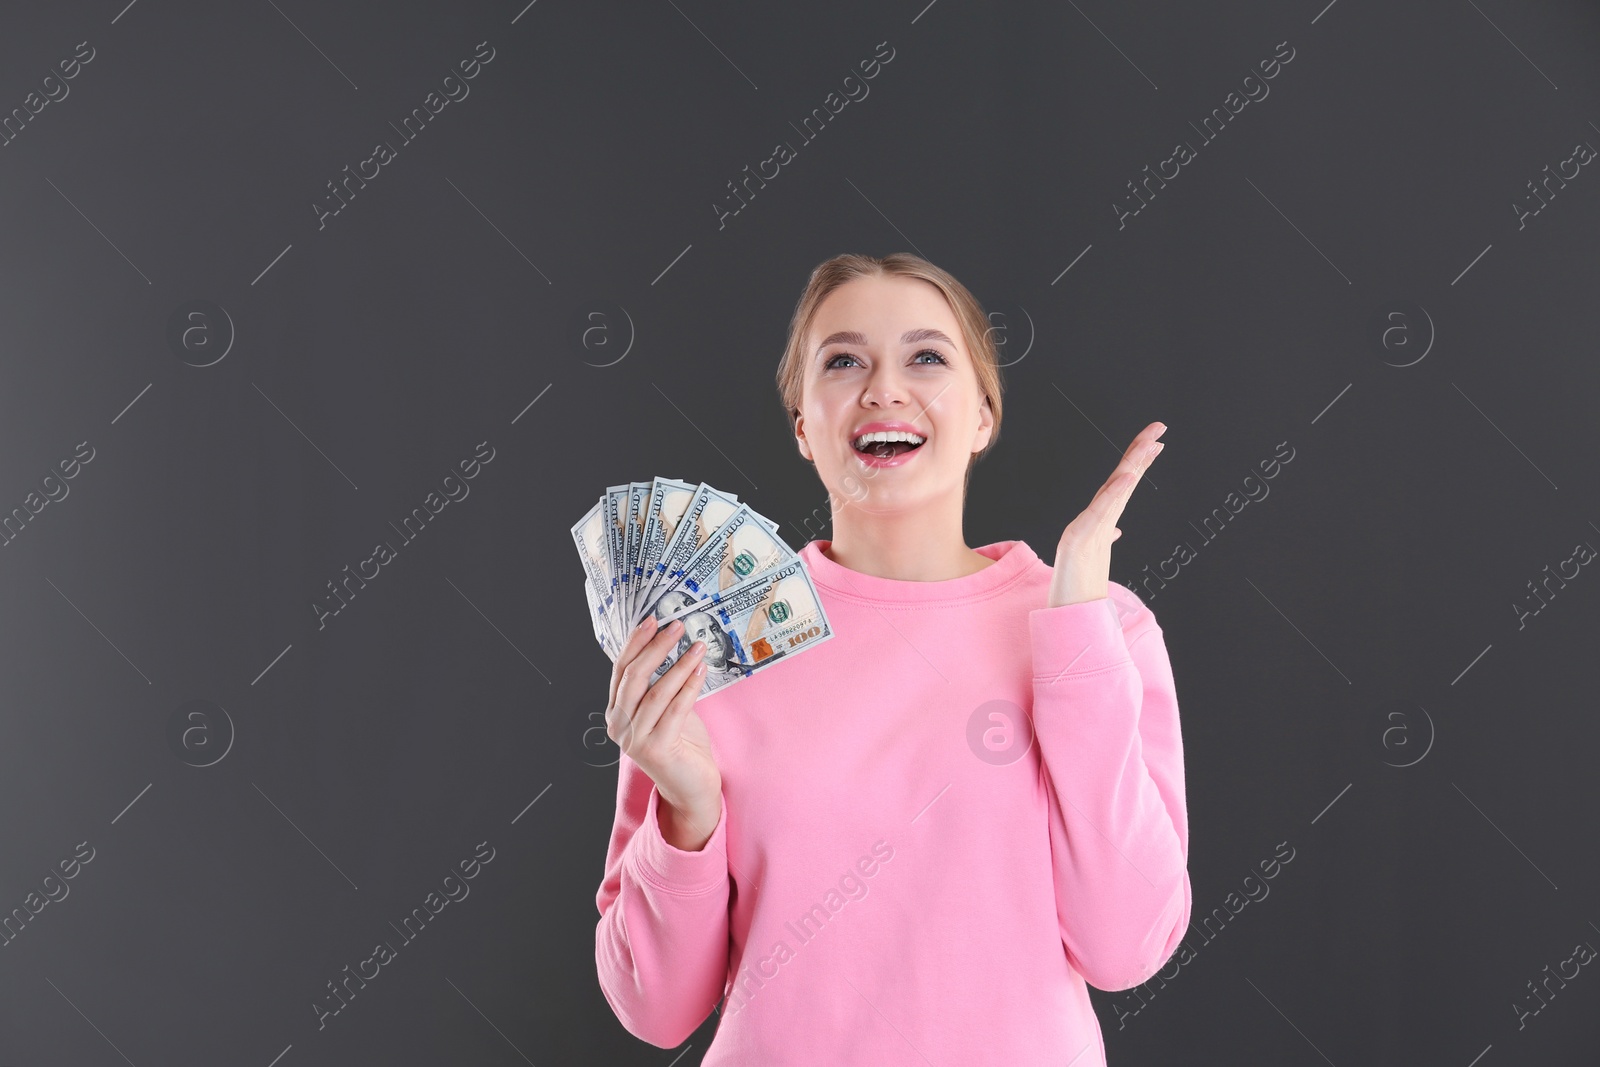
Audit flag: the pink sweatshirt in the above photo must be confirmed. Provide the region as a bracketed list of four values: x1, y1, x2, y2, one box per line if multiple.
[594, 538, 1191, 1065]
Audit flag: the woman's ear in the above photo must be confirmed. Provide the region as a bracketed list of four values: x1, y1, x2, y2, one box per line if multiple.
[794, 410, 814, 463]
[972, 394, 995, 454]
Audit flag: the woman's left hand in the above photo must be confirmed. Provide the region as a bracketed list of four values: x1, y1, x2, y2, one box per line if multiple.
[1047, 421, 1167, 608]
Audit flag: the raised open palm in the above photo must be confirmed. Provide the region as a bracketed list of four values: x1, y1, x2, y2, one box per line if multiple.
[1048, 421, 1166, 608]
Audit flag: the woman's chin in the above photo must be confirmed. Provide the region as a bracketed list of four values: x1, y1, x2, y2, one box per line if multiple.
[833, 482, 951, 515]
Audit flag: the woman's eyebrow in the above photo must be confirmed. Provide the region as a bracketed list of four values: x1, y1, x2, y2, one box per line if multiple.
[815, 328, 957, 356]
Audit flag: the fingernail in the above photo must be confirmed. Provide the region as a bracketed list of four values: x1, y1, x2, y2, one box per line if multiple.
[644, 616, 657, 630]
[691, 641, 706, 655]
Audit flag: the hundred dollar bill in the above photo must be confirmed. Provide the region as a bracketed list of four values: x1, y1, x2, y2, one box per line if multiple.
[622, 481, 651, 619]
[582, 577, 622, 662]
[635, 481, 744, 630]
[648, 558, 834, 696]
[571, 498, 621, 651]
[603, 483, 631, 624]
[650, 503, 797, 619]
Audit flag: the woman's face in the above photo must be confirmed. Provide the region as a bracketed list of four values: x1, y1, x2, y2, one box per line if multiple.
[795, 273, 992, 515]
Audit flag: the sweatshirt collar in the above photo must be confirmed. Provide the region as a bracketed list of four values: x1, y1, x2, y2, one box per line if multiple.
[799, 538, 1038, 606]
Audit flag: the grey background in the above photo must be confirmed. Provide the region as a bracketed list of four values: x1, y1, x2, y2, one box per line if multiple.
[2, 0, 1598, 1064]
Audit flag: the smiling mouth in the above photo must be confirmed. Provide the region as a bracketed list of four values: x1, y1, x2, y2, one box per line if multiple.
[851, 431, 928, 458]
[854, 439, 923, 459]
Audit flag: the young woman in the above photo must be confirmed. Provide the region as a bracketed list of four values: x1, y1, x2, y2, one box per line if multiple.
[595, 253, 1189, 1065]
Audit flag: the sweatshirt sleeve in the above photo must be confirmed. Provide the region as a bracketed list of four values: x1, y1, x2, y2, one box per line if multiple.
[1027, 583, 1192, 992]
[594, 752, 732, 1047]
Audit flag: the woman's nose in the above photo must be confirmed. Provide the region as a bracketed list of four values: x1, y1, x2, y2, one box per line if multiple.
[862, 367, 909, 407]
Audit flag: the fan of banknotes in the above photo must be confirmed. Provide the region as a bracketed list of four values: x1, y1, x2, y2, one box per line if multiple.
[571, 478, 835, 697]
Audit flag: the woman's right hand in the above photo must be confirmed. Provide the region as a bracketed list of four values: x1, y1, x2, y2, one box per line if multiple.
[605, 616, 723, 847]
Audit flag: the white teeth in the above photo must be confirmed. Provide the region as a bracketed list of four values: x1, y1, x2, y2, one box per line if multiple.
[853, 430, 927, 449]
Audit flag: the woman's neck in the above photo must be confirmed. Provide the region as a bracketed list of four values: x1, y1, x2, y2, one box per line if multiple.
[823, 492, 994, 582]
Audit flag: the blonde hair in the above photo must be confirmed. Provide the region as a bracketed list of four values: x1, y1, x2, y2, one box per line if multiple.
[775, 253, 1004, 484]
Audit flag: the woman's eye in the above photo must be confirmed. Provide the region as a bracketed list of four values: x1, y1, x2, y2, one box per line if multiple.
[823, 353, 860, 369]
[914, 349, 949, 365]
